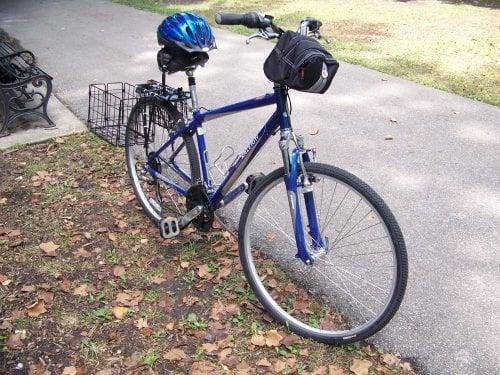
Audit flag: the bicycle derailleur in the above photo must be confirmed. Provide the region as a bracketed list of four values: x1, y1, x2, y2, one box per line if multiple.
[159, 184, 214, 239]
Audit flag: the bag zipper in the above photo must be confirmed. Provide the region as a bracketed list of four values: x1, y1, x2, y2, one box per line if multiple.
[293, 47, 325, 71]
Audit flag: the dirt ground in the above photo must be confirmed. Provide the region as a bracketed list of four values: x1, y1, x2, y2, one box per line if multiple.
[0, 134, 414, 374]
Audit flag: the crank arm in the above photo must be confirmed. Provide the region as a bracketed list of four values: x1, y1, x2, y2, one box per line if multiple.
[178, 205, 204, 229]
[159, 205, 204, 239]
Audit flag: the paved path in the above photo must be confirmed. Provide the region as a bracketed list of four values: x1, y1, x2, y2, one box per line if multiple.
[1, 1, 499, 373]
[0, 97, 86, 150]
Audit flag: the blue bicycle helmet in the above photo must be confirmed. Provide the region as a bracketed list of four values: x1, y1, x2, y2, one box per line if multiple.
[157, 12, 216, 53]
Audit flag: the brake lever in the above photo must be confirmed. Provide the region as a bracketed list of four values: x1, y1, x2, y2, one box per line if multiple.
[310, 30, 330, 44]
[246, 29, 279, 44]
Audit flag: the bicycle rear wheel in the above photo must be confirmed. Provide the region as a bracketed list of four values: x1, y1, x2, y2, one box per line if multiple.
[238, 162, 407, 343]
[125, 97, 200, 224]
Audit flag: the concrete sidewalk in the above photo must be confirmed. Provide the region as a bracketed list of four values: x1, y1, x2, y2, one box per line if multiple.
[1, 1, 499, 373]
[0, 96, 86, 150]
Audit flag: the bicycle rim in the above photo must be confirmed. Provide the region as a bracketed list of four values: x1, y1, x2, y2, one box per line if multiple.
[239, 163, 407, 343]
[125, 99, 200, 223]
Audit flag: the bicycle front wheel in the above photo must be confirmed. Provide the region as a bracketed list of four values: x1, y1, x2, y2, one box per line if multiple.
[125, 97, 201, 224]
[238, 162, 407, 343]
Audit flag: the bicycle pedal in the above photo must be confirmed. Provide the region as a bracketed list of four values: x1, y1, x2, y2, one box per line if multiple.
[160, 217, 180, 239]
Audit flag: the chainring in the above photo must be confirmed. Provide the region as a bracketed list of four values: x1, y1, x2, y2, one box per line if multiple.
[186, 184, 214, 231]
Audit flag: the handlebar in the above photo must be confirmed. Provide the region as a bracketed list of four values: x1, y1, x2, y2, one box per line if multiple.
[215, 12, 271, 29]
[215, 12, 325, 43]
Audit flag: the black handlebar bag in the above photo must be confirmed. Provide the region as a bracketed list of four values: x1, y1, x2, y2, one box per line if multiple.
[263, 31, 339, 94]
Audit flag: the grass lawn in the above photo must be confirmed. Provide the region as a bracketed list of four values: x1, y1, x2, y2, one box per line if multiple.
[0, 134, 415, 374]
[115, 0, 500, 106]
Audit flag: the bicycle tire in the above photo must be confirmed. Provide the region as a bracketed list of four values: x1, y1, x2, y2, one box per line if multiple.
[238, 162, 408, 343]
[125, 97, 201, 224]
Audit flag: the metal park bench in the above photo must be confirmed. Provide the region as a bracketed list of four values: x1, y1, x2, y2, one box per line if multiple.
[0, 41, 54, 137]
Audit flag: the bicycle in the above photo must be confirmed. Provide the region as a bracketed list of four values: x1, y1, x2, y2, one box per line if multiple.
[124, 12, 408, 344]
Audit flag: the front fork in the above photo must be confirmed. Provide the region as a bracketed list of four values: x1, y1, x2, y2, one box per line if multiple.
[279, 129, 326, 265]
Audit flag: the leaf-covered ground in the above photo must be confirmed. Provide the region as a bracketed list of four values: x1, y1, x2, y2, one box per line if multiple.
[0, 134, 415, 374]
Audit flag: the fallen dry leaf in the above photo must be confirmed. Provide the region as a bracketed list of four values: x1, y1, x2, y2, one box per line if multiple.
[116, 220, 127, 229]
[7, 229, 21, 237]
[350, 359, 372, 375]
[134, 317, 148, 329]
[62, 368, 76, 375]
[112, 306, 128, 320]
[274, 359, 287, 373]
[197, 264, 211, 279]
[280, 334, 300, 346]
[216, 267, 231, 281]
[26, 299, 47, 317]
[151, 276, 167, 284]
[9, 239, 24, 248]
[210, 301, 240, 321]
[39, 241, 60, 257]
[189, 361, 220, 375]
[62, 366, 81, 375]
[310, 366, 327, 375]
[250, 333, 266, 347]
[0, 321, 13, 331]
[381, 353, 400, 366]
[182, 295, 199, 306]
[112, 266, 125, 277]
[158, 295, 174, 309]
[6, 332, 23, 349]
[164, 348, 188, 361]
[309, 128, 320, 135]
[217, 347, 232, 361]
[73, 284, 90, 296]
[59, 277, 71, 293]
[256, 358, 272, 367]
[328, 365, 344, 375]
[73, 247, 92, 258]
[115, 290, 144, 306]
[201, 342, 218, 353]
[21, 284, 36, 293]
[39, 291, 54, 305]
[28, 361, 49, 375]
[264, 329, 283, 347]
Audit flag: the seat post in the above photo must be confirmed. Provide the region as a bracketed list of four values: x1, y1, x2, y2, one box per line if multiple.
[186, 69, 199, 111]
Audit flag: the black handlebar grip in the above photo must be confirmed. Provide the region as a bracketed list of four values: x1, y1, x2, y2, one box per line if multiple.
[215, 12, 267, 28]
[215, 12, 244, 25]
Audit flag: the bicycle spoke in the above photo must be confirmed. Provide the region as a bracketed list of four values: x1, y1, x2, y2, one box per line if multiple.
[316, 258, 389, 294]
[331, 236, 388, 250]
[241, 164, 406, 342]
[312, 264, 376, 317]
[321, 189, 350, 237]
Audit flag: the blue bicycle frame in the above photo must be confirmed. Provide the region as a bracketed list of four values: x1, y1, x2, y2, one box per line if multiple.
[145, 85, 323, 264]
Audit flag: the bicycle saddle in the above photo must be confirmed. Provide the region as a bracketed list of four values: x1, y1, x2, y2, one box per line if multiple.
[157, 48, 209, 73]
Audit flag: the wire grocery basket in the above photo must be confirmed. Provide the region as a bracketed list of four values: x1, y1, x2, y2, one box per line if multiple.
[87, 81, 190, 147]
